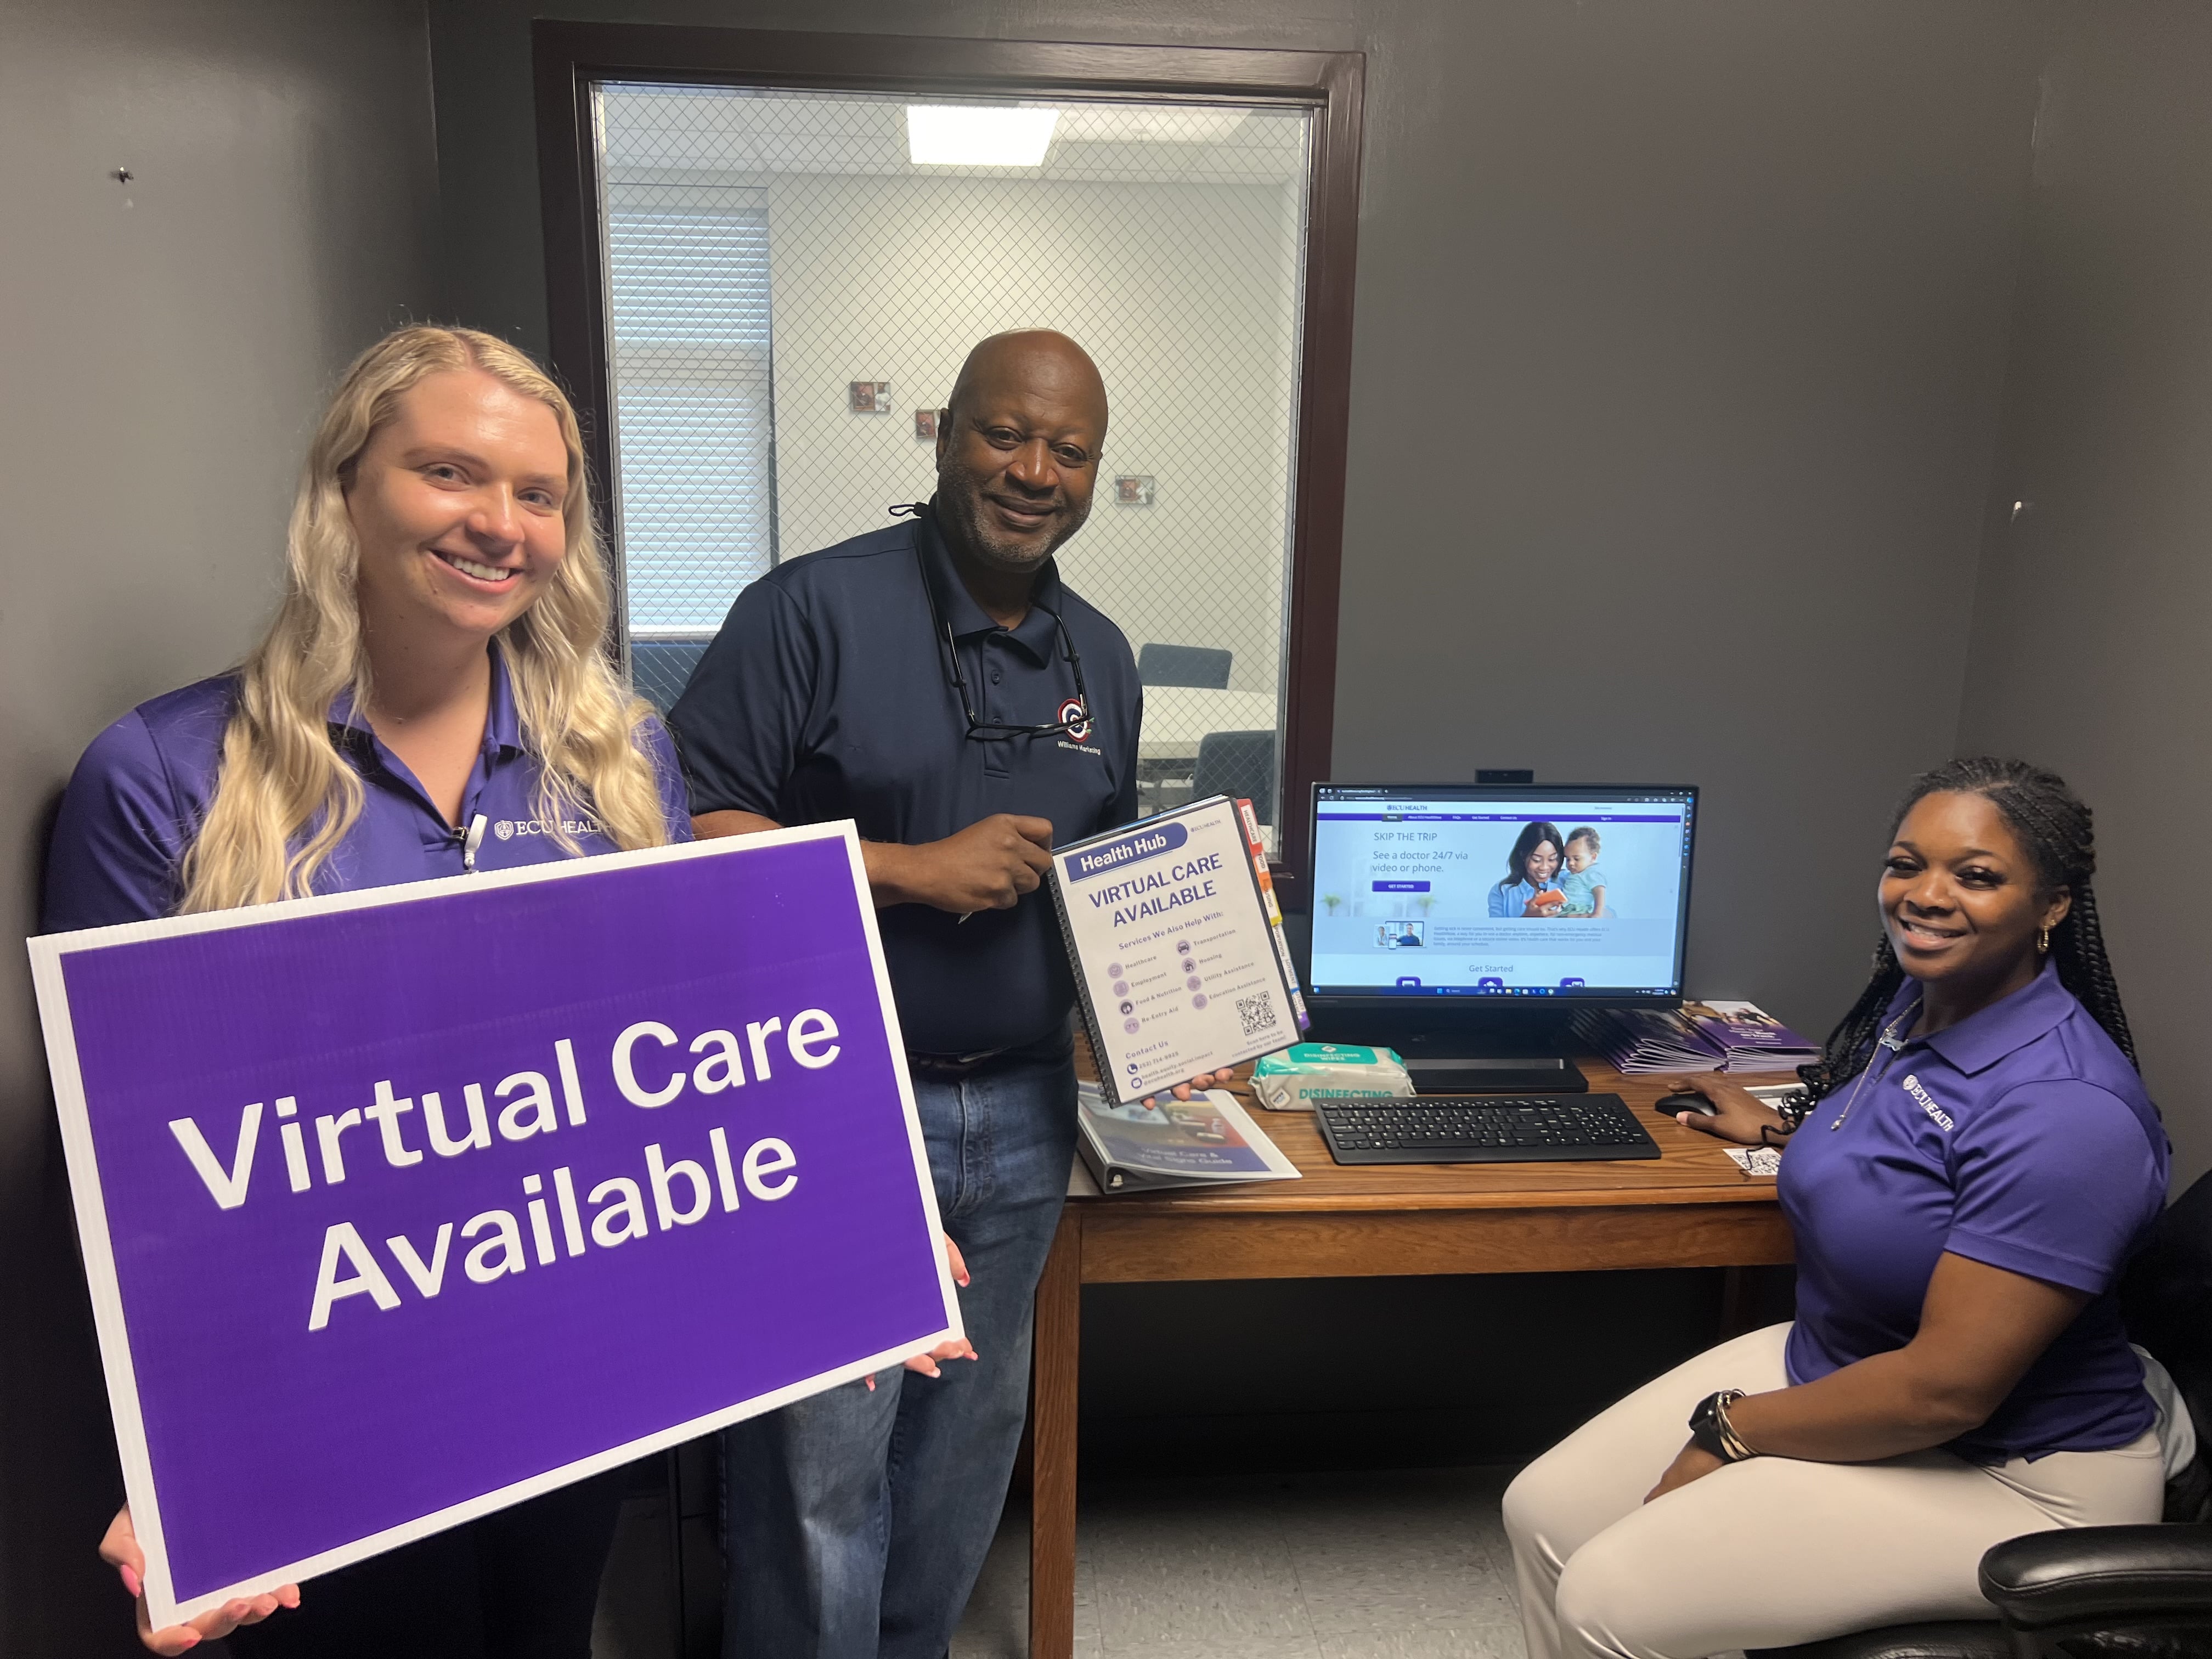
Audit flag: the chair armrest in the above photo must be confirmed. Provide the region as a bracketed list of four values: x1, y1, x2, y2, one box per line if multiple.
[1978, 1524, 2212, 1628]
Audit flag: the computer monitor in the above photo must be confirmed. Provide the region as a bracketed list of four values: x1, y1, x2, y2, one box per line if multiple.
[1306, 782, 1698, 1010]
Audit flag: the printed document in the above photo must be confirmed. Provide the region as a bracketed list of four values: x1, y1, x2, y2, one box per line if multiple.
[1050, 797, 1304, 1104]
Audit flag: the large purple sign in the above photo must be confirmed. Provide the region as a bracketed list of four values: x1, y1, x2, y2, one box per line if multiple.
[29, 825, 956, 1627]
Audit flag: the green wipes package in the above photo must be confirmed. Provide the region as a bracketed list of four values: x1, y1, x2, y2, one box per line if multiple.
[1250, 1043, 1412, 1111]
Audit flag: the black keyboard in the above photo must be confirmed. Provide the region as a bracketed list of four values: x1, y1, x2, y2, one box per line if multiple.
[1316, 1094, 1659, 1164]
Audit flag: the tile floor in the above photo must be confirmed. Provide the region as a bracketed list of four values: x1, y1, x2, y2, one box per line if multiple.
[952, 1467, 1529, 1659]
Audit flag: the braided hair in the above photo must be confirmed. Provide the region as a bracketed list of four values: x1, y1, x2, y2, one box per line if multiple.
[1797, 758, 2135, 1102]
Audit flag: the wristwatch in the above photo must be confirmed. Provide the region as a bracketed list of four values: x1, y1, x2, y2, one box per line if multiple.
[1687, 1390, 1757, 1463]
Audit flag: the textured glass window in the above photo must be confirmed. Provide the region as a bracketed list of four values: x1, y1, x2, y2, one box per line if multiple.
[595, 85, 1309, 840]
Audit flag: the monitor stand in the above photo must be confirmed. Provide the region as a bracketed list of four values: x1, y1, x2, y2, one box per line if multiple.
[1306, 1007, 1590, 1095]
[1400, 1053, 1588, 1096]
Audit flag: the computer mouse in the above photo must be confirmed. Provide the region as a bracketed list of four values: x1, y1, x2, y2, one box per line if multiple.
[1655, 1091, 1719, 1118]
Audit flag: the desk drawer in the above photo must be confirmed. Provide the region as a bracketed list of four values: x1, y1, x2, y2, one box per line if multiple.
[1076, 1203, 1795, 1283]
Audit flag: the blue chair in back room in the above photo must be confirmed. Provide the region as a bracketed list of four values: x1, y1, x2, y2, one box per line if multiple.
[1752, 1168, 2212, 1659]
[1137, 642, 1232, 689]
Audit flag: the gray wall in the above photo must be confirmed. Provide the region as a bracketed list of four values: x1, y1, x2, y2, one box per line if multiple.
[430, 0, 2046, 1040]
[0, 1, 441, 1649]
[1957, 0, 2212, 1185]
[1330, 0, 2040, 1037]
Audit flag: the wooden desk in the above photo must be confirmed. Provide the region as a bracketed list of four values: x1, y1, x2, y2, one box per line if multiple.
[1023, 1053, 1794, 1659]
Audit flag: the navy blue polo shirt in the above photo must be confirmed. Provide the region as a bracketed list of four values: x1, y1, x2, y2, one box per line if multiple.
[669, 504, 1141, 1057]
[43, 651, 693, 932]
[1779, 959, 2168, 1460]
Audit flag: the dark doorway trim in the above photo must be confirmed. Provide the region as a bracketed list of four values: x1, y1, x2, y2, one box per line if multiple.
[535, 22, 1363, 883]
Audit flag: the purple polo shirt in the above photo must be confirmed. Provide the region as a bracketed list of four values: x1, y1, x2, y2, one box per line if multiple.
[42, 654, 692, 933]
[1779, 958, 2168, 1461]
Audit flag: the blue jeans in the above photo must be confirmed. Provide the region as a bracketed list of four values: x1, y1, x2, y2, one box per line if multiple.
[721, 1039, 1077, 1659]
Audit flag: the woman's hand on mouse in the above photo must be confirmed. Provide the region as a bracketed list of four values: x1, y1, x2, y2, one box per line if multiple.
[1653, 1076, 1788, 1147]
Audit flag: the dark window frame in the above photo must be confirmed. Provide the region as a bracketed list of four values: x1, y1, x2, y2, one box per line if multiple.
[535, 22, 1364, 882]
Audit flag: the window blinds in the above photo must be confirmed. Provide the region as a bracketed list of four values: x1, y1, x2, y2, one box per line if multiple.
[603, 183, 777, 638]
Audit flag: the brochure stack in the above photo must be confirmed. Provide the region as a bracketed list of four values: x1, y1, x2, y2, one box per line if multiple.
[1573, 1000, 1815, 1075]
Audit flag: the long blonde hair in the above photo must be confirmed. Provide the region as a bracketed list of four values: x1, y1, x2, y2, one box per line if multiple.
[178, 326, 670, 912]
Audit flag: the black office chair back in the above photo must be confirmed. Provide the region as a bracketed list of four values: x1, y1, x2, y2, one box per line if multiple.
[2121, 1167, 2212, 1521]
[1192, 730, 1277, 826]
[1137, 642, 1232, 689]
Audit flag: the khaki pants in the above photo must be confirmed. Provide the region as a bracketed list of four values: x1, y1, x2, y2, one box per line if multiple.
[1503, 1324, 2163, 1659]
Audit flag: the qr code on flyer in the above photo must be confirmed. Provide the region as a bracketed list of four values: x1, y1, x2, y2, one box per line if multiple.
[1236, 994, 1278, 1039]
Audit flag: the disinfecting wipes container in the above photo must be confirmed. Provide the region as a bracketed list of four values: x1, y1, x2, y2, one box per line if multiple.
[1250, 1043, 1412, 1111]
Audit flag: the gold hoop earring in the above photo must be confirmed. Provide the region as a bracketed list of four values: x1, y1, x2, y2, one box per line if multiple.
[2037, 927, 2051, 955]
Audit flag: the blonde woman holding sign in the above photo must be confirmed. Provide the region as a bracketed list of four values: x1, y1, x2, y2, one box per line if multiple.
[46, 326, 691, 1656]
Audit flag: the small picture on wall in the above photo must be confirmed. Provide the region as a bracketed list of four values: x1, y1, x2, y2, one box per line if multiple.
[1114, 475, 1156, 506]
[913, 409, 939, 440]
[849, 381, 891, 414]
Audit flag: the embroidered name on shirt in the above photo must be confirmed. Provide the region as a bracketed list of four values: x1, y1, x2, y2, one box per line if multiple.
[1900, 1073, 1955, 1132]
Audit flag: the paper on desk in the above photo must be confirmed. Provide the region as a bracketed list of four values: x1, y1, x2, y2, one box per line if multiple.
[1724, 1147, 1782, 1178]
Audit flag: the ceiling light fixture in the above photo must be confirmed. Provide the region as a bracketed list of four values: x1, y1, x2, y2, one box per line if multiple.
[906, 105, 1059, 167]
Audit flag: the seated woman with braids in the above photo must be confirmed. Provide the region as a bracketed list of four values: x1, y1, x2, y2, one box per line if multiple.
[1505, 758, 2171, 1659]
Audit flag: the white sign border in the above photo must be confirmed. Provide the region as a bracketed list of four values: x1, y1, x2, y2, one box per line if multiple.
[28, 820, 958, 1629]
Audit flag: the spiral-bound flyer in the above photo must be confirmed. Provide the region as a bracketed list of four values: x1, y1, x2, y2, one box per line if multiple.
[1049, 796, 1307, 1105]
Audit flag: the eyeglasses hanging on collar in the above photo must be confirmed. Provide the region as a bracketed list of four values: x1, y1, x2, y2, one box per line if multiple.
[917, 546, 1092, 742]
[898, 504, 1091, 743]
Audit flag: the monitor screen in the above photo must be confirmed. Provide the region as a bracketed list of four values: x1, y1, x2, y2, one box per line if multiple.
[1307, 783, 1697, 1001]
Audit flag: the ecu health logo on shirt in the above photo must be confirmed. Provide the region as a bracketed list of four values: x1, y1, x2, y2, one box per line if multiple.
[492, 815, 606, 842]
[1900, 1073, 1956, 1132]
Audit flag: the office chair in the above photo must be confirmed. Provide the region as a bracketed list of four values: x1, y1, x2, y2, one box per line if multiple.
[1751, 1170, 2212, 1659]
[1136, 642, 1233, 689]
[1190, 729, 1277, 825]
[629, 639, 712, 715]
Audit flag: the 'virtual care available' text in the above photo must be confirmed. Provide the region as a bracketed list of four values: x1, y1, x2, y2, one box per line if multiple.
[161, 1006, 846, 1332]
[1085, 851, 1224, 928]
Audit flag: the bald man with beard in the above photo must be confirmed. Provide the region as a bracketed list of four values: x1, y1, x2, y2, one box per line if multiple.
[674, 332, 1220, 1656]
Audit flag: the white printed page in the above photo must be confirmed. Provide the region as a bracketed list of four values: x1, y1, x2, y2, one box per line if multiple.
[1308, 798, 1691, 995]
[1055, 800, 1297, 1103]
